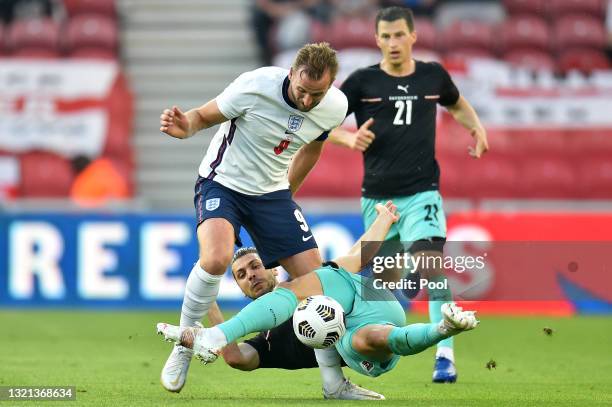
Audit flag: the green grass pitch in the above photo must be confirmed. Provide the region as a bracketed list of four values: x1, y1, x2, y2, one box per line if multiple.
[1, 310, 610, 406]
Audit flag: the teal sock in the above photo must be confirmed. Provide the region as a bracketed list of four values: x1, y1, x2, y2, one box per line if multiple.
[387, 323, 447, 356]
[428, 275, 454, 349]
[217, 287, 298, 343]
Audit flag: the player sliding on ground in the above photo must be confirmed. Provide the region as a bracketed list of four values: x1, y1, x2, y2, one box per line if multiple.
[200, 250, 383, 400]
[157, 202, 479, 387]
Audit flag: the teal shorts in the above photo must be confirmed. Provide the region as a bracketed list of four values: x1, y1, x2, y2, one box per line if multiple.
[361, 190, 447, 242]
[315, 265, 406, 377]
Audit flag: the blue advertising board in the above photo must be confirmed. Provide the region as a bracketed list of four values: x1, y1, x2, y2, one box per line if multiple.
[0, 212, 364, 309]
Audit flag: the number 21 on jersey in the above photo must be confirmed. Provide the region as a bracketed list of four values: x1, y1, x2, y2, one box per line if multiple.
[393, 100, 413, 125]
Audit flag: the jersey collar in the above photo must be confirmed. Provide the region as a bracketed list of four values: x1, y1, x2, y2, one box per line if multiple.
[282, 76, 298, 109]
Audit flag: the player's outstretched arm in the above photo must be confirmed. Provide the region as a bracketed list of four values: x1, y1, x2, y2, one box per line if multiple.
[159, 99, 228, 139]
[328, 118, 375, 152]
[288, 140, 324, 195]
[445, 95, 489, 158]
[207, 302, 260, 371]
[334, 201, 399, 273]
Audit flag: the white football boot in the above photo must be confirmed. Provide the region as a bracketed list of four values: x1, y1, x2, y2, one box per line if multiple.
[438, 303, 479, 336]
[323, 379, 385, 400]
[157, 322, 220, 364]
[160, 344, 193, 392]
[160, 321, 210, 392]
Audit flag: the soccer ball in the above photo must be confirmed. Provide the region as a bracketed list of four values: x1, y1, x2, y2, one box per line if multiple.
[292, 295, 346, 349]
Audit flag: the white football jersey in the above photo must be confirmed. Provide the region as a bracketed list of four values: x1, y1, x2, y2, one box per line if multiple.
[199, 67, 348, 195]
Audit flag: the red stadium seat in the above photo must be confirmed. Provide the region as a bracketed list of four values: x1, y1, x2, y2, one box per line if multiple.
[443, 48, 496, 69]
[6, 18, 60, 56]
[438, 154, 469, 197]
[558, 49, 610, 74]
[19, 151, 74, 197]
[503, 0, 547, 16]
[549, 0, 605, 19]
[553, 15, 606, 50]
[310, 20, 328, 44]
[64, 14, 118, 58]
[414, 18, 437, 51]
[503, 49, 556, 71]
[565, 130, 612, 153]
[510, 130, 569, 154]
[499, 16, 551, 53]
[579, 156, 612, 198]
[465, 156, 520, 198]
[440, 20, 495, 54]
[63, 0, 117, 18]
[436, 122, 474, 155]
[328, 17, 376, 50]
[298, 144, 362, 197]
[519, 157, 577, 198]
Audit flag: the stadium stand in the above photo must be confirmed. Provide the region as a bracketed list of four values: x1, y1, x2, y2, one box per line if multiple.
[558, 48, 610, 74]
[413, 17, 436, 51]
[6, 17, 61, 57]
[0, 0, 134, 204]
[503, 0, 547, 16]
[548, 0, 606, 20]
[439, 20, 496, 54]
[553, 15, 607, 50]
[63, 0, 117, 18]
[286, 0, 612, 202]
[64, 14, 118, 59]
[328, 16, 377, 50]
[19, 151, 74, 197]
[503, 49, 556, 71]
[1, 0, 611, 206]
[499, 15, 551, 54]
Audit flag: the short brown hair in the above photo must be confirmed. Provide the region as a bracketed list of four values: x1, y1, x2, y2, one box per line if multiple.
[376, 6, 415, 33]
[231, 247, 259, 265]
[292, 42, 339, 83]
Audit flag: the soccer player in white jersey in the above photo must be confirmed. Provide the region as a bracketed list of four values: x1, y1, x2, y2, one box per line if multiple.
[157, 43, 378, 399]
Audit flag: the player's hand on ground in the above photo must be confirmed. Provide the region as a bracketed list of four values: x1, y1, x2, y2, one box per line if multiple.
[468, 126, 489, 158]
[375, 200, 399, 224]
[160, 106, 190, 138]
[350, 118, 376, 151]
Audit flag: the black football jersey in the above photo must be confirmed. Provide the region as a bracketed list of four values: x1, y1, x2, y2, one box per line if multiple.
[340, 61, 460, 198]
[243, 319, 347, 369]
[244, 319, 318, 369]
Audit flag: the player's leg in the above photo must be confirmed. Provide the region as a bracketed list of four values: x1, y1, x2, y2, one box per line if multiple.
[278, 248, 322, 277]
[157, 264, 361, 358]
[352, 303, 478, 358]
[397, 191, 457, 382]
[244, 193, 359, 397]
[180, 219, 235, 326]
[157, 270, 323, 357]
[161, 178, 241, 392]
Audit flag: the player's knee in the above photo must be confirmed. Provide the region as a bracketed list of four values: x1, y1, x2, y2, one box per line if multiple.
[365, 329, 389, 349]
[354, 329, 387, 353]
[224, 355, 253, 371]
[352, 333, 373, 354]
[199, 254, 231, 275]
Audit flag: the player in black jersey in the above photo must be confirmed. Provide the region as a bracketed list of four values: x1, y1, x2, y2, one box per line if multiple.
[329, 6, 489, 383]
[205, 247, 384, 401]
